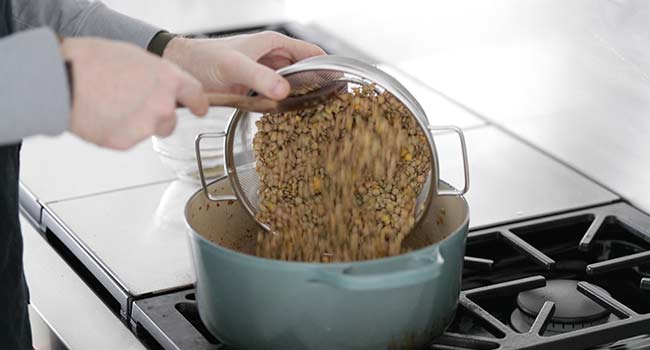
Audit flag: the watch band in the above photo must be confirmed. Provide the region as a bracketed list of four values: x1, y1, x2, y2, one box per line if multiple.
[57, 36, 74, 104]
[147, 31, 177, 56]
[64, 60, 73, 104]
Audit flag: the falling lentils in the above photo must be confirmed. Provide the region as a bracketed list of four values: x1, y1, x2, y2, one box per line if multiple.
[253, 84, 432, 262]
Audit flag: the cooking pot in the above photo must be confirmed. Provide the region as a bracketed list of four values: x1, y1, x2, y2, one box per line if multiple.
[185, 176, 469, 349]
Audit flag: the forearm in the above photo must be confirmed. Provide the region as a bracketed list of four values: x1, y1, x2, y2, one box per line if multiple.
[11, 0, 160, 48]
[0, 28, 70, 145]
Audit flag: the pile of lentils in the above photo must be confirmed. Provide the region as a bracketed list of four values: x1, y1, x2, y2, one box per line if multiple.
[253, 84, 432, 262]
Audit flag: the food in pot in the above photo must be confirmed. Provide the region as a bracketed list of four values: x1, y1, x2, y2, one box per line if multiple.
[252, 84, 431, 262]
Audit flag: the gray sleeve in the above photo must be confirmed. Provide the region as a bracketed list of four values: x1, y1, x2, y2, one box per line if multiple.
[0, 28, 71, 145]
[11, 0, 161, 49]
[1, 0, 164, 145]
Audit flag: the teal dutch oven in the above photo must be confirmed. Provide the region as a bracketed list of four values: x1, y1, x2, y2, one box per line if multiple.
[185, 176, 469, 349]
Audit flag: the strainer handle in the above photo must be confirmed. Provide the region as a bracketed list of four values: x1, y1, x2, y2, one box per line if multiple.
[428, 125, 470, 196]
[195, 131, 227, 202]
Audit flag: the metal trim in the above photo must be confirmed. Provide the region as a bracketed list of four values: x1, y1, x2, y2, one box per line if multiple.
[19, 182, 43, 227]
[130, 302, 181, 350]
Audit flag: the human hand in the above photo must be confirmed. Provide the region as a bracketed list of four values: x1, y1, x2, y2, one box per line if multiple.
[162, 31, 326, 100]
[61, 37, 209, 150]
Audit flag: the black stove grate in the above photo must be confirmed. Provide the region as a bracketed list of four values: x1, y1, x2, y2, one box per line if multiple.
[131, 202, 650, 350]
[433, 202, 650, 350]
[432, 276, 650, 350]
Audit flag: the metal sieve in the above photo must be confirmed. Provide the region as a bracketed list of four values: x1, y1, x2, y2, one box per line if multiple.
[195, 55, 469, 232]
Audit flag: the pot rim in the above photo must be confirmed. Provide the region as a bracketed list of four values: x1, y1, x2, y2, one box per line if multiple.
[184, 175, 470, 268]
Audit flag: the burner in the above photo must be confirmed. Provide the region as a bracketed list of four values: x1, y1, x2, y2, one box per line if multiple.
[510, 279, 613, 335]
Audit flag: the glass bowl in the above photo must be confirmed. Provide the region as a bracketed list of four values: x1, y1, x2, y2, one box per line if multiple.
[153, 107, 231, 182]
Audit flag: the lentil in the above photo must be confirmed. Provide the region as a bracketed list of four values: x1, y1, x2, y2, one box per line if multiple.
[253, 84, 431, 262]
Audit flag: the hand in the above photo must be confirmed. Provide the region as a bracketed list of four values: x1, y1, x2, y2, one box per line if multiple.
[162, 31, 326, 100]
[61, 37, 209, 150]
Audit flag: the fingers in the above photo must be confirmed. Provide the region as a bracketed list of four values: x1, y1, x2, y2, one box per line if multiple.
[251, 31, 326, 62]
[172, 65, 209, 116]
[220, 51, 290, 100]
[259, 55, 293, 70]
[154, 114, 177, 137]
[149, 63, 205, 139]
[153, 64, 202, 137]
[276, 36, 326, 62]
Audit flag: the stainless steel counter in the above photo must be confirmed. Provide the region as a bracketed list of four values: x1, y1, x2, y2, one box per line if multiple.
[22, 215, 146, 350]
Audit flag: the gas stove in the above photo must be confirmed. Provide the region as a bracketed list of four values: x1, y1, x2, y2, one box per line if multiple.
[128, 202, 650, 350]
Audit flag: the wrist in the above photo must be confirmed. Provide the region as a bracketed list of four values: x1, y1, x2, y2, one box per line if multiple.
[161, 36, 191, 62]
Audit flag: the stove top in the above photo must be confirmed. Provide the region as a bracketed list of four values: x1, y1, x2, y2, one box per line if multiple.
[129, 202, 650, 350]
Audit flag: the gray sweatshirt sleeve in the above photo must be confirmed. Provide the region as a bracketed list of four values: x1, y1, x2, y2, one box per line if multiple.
[0, 28, 70, 145]
[0, 0, 162, 145]
[11, 0, 161, 49]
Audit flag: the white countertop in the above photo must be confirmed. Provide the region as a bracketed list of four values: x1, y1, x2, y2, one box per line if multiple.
[376, 64, 485, 130]
[101, 0, 288, 34]
[44, 180, 198, 296]
[20, 134, 175, 204]
[392, 2, 650, 214]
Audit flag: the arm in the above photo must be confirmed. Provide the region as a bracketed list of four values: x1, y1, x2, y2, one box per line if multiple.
[0, 29, 207, 147]
[0, 0, 165, 145]
[2, 1, 325, 148]
[0, 28, 70, 144]
[10, 0, 159, 48]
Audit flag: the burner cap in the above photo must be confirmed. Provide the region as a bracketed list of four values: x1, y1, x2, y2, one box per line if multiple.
[517, 279, 610, 323]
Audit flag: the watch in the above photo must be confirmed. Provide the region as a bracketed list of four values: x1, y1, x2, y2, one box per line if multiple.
[147, 31, 177, 56]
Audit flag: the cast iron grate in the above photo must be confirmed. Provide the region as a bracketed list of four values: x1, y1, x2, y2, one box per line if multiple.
[433, 202, 650, 350]
[431, 276, 650, 350]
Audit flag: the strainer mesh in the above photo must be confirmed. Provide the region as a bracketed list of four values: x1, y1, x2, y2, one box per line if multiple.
[227, 68, 433, 223]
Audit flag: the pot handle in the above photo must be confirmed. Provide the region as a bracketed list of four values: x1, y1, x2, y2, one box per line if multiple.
[428, 125, 470, 196]
[195, 131, 228, 202]
[308, 247, 444, 291]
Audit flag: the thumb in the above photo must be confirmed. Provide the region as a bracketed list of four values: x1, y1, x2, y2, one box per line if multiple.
[172, 65, 209, 116]
[220, 51, 290, 100]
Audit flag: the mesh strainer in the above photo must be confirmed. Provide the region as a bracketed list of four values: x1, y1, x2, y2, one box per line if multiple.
[195, 55, 469, 232]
